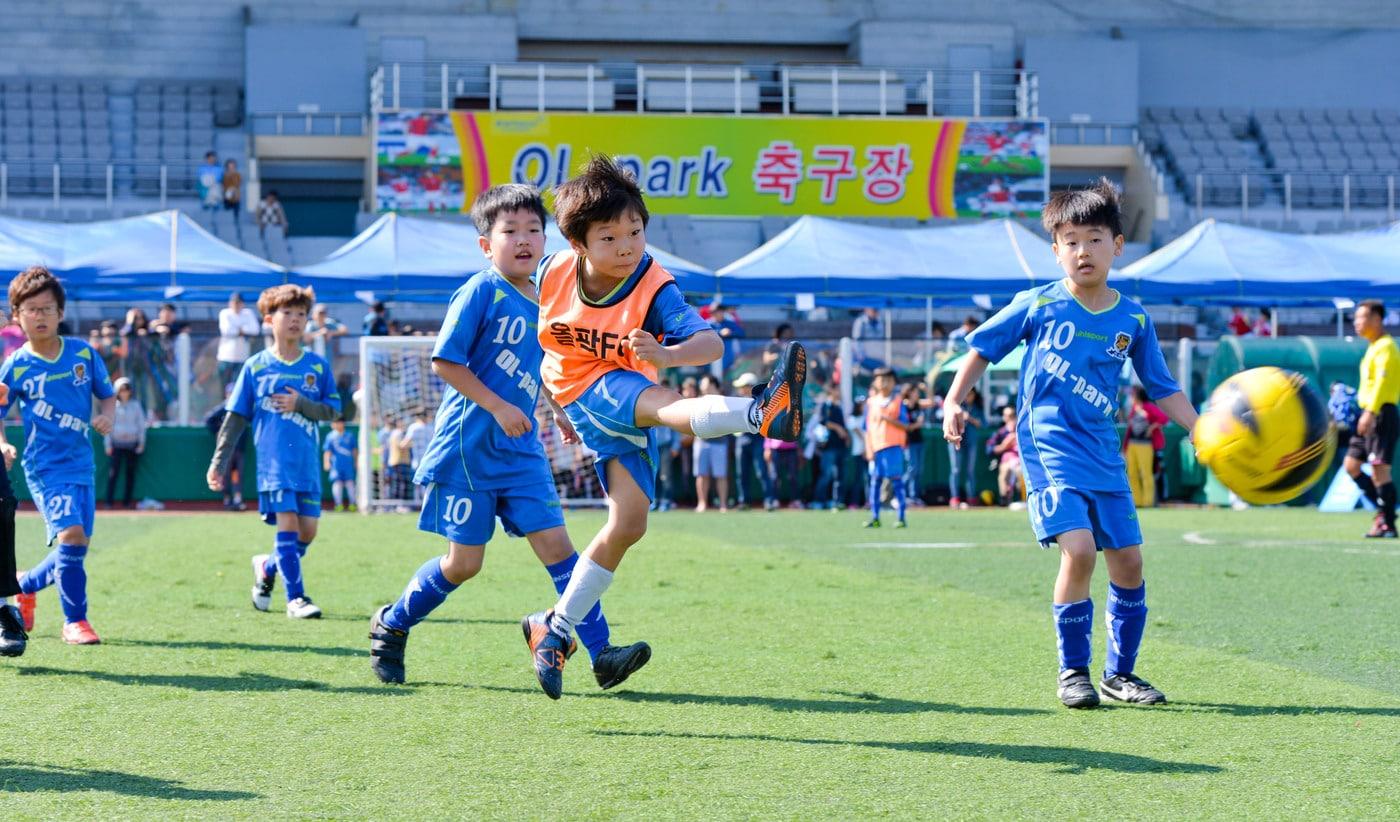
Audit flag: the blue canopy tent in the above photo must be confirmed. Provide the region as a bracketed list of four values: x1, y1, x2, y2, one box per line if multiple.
[0, 211, 287, 300]
[713, 216, 1063, 304]
[1121, 219, 1400, 304]
[295, 213, 717, 301]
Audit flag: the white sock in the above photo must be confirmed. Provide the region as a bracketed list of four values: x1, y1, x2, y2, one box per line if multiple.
[689, 394, 759, 438]
[550, 557, 614, 634]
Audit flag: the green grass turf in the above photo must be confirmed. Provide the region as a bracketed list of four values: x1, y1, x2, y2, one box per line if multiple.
[3, 506, 1399, 818]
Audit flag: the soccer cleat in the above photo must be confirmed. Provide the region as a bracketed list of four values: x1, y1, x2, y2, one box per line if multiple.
[1101, 672, 1167, 705]
[521, 610, 577, 700]
[1364, 518, 1398, 538]
[250, 554, 275, 612]
[0, 604, 27, 657]
[14, 572, 34, 631]
[592, 641, 652, 690]
[286, 596, 323, 619]
[862, 519, 881, 528]
[894, 520, 908, 529]
[368, 605, 408, 684]
[755, 341, 806, 442]
[61, 620, 101, 645]
[1057, 667, 1100, 709]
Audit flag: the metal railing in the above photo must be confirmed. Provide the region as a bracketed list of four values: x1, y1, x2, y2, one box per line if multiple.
[1050, 122, 1139, 146]
[0, 159, 204, 210]
[1185, 171, 1398, 222]
[370, 60, 1038, 119]
[248, 111, 369, 136]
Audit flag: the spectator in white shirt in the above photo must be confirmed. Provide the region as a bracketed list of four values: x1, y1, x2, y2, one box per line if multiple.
[217, 292, 261, 387]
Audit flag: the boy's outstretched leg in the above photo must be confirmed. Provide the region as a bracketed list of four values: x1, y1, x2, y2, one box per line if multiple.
[1099, 546, 1164, 704]
[530, 526, 650, 690]
[643, 341, 807, 444]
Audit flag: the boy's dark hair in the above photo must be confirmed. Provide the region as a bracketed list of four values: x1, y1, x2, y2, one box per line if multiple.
[1360, 299, 1386, 318]
[872, 366, 896, 379]
[9, 265, 65, 314]
[774, 323, 793, 338]
[160, 302, 176, 312]
[1129, 385, 1148, 402]
[699, 374, 722, 392]
[372, 301, 386, 312]
[1041, 177, 1123, 240]
[470, 183, 547, 236]
[257, 284, 315, 316]
[553, 154, 649, 244]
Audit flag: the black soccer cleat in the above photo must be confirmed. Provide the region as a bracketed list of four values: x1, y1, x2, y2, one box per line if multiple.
[755, 341, 806, 442]
[593, 641, 652, 690]
[1058, 667, 1100, 709]
[522, 610, 577, 700]
[369, 605, 408, 684]
[0, 603, 27, 658]
[1100, 672, 1167, 705]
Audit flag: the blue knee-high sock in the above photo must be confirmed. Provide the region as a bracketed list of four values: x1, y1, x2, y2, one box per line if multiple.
[19, 547, 61, 594]
[383, 556, 459, 632]
[55, 544, 88, 623]
[893, 479, 907, 522]
[868, 473, 881, 520]
[1053, 598, 1094, 671]
[546, 553, 610, 663]
[273, 531, 304, 601]
[1105, 582, 1148, 677]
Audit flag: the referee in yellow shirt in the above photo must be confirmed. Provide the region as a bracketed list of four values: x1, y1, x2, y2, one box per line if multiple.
[1345, 299, 1400, 538]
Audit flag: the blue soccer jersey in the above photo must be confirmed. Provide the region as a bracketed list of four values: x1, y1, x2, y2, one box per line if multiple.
[0, 338, 115, 487]
[228, 349, 341, 493]
[414, 269, 554, 492]
[967, 280, 1179, 493]
[323, 429, 357, 479]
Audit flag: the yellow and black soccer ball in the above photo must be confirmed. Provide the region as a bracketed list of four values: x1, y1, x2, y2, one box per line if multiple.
[1194, 367, 1335, 505]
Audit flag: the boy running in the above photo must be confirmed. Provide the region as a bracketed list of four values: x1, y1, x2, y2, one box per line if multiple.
[521, 155, 806, 699]
[368, 184, 650, 687]
[2, 266, 116, 645]
[863, 367, 909, 528]
[942, 180, 1198, 709]
[207, 285, 341, 619]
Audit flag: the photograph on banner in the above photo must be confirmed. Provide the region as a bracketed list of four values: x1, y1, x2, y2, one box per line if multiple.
[374, 110, 1049, 218]
[376, 111, 465, 211]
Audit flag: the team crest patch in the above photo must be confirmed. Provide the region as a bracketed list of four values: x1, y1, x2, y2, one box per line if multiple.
[1107, 331, 1132, 360]
[303, 373, 317, 391]
[72, 362, 88, 386]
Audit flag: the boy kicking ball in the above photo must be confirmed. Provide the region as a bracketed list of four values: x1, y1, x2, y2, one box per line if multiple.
[942, 180, 1197, 709]
[368, 184, 650, 688]
[521, 156, 807, 699]
[1, 266, 116, 645]
[208, 285, 341, 619]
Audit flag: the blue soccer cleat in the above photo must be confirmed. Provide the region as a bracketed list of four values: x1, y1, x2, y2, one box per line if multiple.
[521, 610, 577, 700]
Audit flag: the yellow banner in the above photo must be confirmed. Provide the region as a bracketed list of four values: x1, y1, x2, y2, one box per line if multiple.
[375, 111, 1047, 219]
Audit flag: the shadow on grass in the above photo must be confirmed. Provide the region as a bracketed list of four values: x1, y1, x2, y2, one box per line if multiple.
[105, 638, 360, 658]
[1173, 701, 1400, 717]
[17, 666, 409, 696]
[0, 759, 259, 800]
[593, 731, 1224, 775]
[469, 684, 1048, 716]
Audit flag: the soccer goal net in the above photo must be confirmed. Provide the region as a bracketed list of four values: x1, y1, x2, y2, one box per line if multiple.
[356, 335, 607, 512]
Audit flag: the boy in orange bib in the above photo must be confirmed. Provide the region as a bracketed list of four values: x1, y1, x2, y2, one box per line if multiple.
[522, 155, 807, 698]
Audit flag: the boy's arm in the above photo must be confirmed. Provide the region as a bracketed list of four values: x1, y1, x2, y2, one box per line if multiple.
[941, 353, 991, 449]
[627, 327, 723, 369]
[542, 387, 579, 445]
[431, 358, 531, 438]
[206, 411, 249, 490]
[1152, 391, 1199, 439]
[92, 396, 116, 436]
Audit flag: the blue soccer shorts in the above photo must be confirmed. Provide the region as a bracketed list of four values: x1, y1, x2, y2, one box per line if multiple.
[1027, 486, 1142, 550]
[563, 369, 660, 501]
[869, 446, 905, 479]
[418, 481, 566, 546]
[33, 482, 96, 544]
[259, 489, 323, 525]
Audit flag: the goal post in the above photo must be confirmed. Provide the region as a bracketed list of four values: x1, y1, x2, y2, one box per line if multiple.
[356, 335, 607, 513]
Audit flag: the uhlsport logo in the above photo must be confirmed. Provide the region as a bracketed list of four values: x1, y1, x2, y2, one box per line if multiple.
[1106, 331, 1132, 361]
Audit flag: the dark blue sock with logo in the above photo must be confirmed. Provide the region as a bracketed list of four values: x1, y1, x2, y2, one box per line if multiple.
[18, 548, 60, 594]
[383, 557, 459, 632]
[545, 552, 610, 663]
[55, 544, 88, 623]
[1105, 582, 1148, 677]
[1053, 598, 1093, 671]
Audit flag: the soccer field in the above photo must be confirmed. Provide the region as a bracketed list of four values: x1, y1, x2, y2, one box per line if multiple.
[3, 506, 1398, 818]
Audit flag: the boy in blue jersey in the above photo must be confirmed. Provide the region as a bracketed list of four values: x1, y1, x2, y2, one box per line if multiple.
[368, 184, 650, 688]
[1, 266, 116, 645]
[323, 418, 357, 512]
[942, 180, 1198, 709]
[207, 284, 341, 619]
